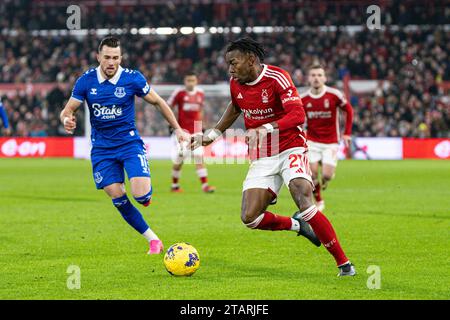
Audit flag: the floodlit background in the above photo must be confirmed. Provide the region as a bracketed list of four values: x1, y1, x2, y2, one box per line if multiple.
[0, 1, 449, 300]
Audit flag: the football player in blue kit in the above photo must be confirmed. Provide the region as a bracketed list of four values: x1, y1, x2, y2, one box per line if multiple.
[0, 97, 11, 136]
[60, 37, 190, 254]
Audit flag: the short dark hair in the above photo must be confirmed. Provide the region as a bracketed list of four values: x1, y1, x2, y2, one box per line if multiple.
[309, 63, 325, 71]
[184, 71, 197, 78]
[98, 36, 120, 53]
[226, 37, 265, 62]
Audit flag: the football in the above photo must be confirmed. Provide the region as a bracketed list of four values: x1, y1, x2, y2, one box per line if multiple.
[163, 243, 200, 276]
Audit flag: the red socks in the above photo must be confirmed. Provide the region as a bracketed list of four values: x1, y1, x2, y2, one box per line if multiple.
[172, 169, 181, 189]
[247, 211, 292, 231]
[306, 210, 348, 266]
[245, 208, 349, 267]
[196, 168, 209, 189]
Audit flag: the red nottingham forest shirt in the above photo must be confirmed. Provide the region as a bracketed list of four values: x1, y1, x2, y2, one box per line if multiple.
[230, 64, 307, 157]
[167, 88, 205, 134]
[300, 86, 353, 144]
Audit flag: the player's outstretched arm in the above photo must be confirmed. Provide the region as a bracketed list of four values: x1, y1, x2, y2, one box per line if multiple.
[341, 101, 354, 148]
[214, 101, 242, 133]
[192, 101, 241, 149]
[142, 88, 189, 143]
[60, 98, 82, 135]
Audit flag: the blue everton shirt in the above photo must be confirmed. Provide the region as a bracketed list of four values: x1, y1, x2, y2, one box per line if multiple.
[0, 102, 9, 129]
[71, 66, 150, 148]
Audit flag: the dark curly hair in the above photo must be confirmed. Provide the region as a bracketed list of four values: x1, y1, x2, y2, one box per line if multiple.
[226, 37, 265, 62]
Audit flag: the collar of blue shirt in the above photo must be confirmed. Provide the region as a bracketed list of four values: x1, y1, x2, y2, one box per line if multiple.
[96, 65, 124, 85]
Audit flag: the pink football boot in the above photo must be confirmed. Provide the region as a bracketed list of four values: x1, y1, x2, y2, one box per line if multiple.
[148, 239, 164, 254]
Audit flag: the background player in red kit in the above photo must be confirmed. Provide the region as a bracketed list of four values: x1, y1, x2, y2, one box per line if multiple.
[167, 72, 215, 193]
[301, 65, 354, 211]
[192, 38, 355, 276]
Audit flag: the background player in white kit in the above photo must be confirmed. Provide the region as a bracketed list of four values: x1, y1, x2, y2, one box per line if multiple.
[301, 64, 354, 211]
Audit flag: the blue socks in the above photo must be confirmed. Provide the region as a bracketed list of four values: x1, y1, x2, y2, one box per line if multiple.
[134, 187, 153, 206]
[112, 195, 149, 234]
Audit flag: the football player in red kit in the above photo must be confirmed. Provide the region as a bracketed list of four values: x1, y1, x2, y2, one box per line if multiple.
[167, 72, 215, 193]
[192, 38, 355, 276]
[301, 65, 354, 211]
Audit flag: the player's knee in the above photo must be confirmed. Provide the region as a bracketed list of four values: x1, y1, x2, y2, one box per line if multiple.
[289, 178, 312, 195]
[133, 187, 153, 206]
[289, 178, 314, 209]
[241, 208, 260, 226]
[105, 184, 126, 199]
[241, 211, 253, 225]
[310, 164, 319, 178]
[322, 173, 334, 182]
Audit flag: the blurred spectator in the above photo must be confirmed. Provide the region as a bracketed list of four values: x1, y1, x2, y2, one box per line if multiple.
[1, 28, 449, 85]
[0, 1, 448, 138]
[0, 1, 448, 30]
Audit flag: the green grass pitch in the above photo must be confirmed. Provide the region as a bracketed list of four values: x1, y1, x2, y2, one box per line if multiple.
[0, 158, 449, 299]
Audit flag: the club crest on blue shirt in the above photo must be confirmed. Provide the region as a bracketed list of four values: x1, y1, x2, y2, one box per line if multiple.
[114, 87, 126, 98]
[94, 172, 103, 184]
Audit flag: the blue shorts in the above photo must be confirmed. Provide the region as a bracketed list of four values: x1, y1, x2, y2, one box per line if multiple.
[91, 140, 150, 189]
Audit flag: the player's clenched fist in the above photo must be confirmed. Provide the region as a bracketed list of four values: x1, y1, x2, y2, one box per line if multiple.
[63, 115, 77, 134]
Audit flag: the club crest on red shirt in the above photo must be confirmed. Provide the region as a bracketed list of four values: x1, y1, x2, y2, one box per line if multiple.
[261, 89, 269, 103]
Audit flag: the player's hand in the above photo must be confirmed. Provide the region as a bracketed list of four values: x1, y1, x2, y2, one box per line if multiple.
[342, 135, 352, 148]
[190, 133, 204, 150]
[191, 129, 220, 150]
[2, 127, 12, 136]
[63, 115, 77, 135]
[174, 128, 190, 145]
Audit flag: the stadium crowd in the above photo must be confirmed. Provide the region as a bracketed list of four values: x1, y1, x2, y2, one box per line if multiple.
[0, 1, 449, 138]
[1, 0, 449, 30]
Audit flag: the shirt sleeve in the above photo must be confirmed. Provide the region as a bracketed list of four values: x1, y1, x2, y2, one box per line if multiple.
[134, 71, 151, 97]
[333, 90, 353, 135]
[71, 76, 87, 102]
[0, 105, 9, 129]
[335, 89, 348, 107]
[167, 89, 179, 108]
[273, 70, 306, 131]
[340, 99, 354, 136]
